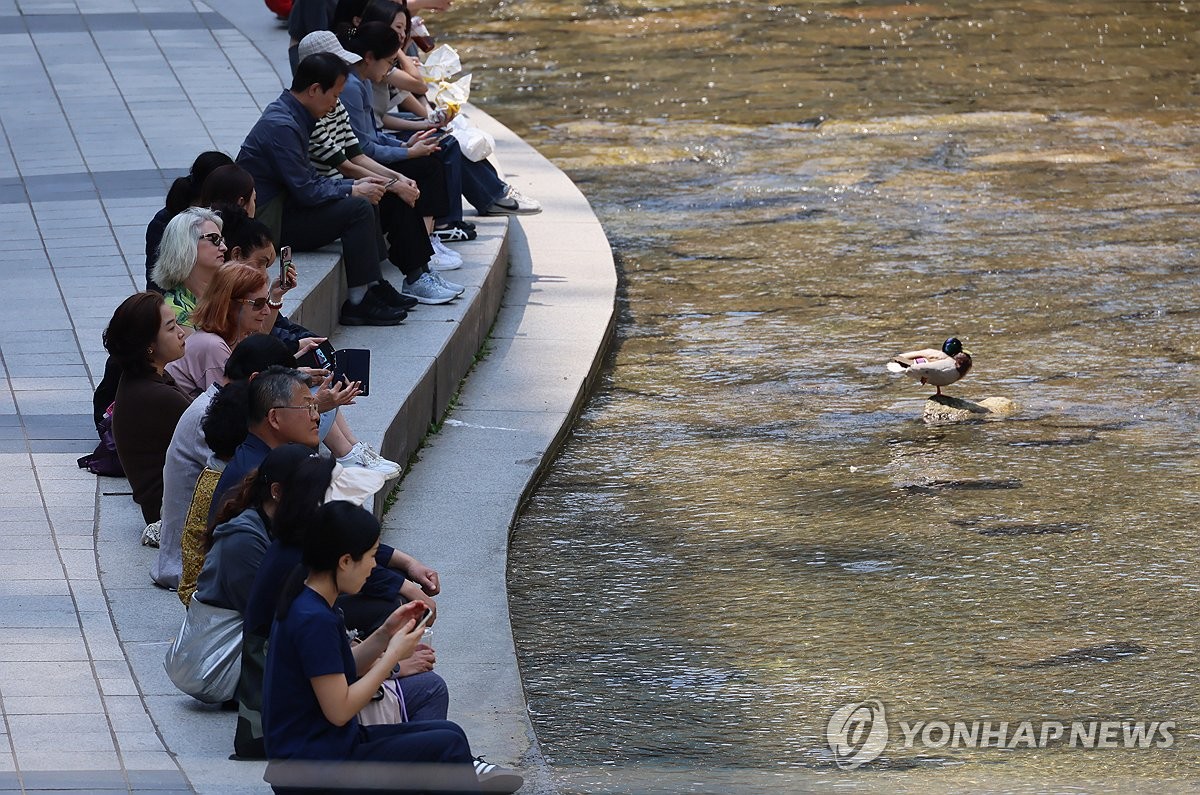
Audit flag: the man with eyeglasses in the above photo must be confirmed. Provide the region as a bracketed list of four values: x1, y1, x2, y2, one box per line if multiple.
[210, 367, 322, 525]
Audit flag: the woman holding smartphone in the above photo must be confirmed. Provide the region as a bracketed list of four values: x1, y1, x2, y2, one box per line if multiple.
[263, 501, 481, 794]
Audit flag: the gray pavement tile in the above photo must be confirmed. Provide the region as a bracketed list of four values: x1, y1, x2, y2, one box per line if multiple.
[8, 714, 115, 752]
[0, 661, 102, 697]
[1, 693, 105, 715]
[127, 767, 191, 790]
[23, 15, 87, 32]
[0, 639, 88, 662]
[19, 769, 126, 788]
[30, 439, 95, 453]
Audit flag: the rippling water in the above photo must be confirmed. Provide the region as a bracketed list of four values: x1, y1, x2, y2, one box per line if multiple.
[440, 0, 1200, 789]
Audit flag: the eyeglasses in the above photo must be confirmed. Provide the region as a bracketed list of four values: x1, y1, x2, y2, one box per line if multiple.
[198, 233, 225, 247]
[274, 402, 320, 418]
[236, 297, 270, 310]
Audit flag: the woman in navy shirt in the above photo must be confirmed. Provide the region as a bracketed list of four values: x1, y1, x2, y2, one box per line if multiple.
[262, 501, 479, 793]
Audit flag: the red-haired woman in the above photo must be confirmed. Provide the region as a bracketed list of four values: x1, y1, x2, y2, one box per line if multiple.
[167, 263, 279, 398]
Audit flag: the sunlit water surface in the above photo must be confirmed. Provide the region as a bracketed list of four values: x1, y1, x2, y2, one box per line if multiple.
[438, 0, 1200, 790]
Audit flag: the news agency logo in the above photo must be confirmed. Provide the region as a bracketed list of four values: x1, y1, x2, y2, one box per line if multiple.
[826, 699, 889, 769]
[826, 698, 1176, 769]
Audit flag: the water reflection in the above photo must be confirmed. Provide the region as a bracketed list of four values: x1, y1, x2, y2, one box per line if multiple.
[438, 0, 1200, 788]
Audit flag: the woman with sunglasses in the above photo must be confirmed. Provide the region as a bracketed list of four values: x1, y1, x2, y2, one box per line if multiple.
[152, 208, 230, 331]
[166, 263, 283, 398]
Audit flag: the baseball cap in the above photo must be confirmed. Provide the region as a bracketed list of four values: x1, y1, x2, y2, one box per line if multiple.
[298, 30, 362, 65]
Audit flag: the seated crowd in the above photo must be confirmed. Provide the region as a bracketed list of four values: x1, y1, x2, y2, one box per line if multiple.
[88, 1, 539, 791]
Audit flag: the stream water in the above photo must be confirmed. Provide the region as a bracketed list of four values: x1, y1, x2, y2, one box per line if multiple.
[439, 1, 1200, 790]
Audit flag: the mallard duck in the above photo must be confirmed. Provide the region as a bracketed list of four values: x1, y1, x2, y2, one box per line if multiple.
[887, 337, 973, 396]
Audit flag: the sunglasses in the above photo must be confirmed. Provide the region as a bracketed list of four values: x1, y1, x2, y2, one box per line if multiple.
[198, 232, 225, 247]
[236, 297, 271, 310]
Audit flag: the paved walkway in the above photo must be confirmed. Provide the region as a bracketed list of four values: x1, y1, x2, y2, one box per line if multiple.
[0, 1, 288, 791]
[0, 1, 619, 793]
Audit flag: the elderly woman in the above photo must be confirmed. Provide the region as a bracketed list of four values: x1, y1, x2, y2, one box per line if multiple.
[146, 151, 233, 292]
[152, 207, 228, 329]
[103, 292, 192, 530]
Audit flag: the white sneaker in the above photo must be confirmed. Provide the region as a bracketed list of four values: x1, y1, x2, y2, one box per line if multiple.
[141, 520, 161, 548]
[430, 271, 465, 296]
[430, 236, 463, 263]
[401, 272, 458, 304]
[427, 237, 463, 271]
[484, 186, 542, 215]
[473, 756, 524, 794]
[337, 442, 401, 478]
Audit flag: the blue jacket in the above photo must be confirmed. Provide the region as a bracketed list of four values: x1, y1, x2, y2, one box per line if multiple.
[341, 72, 411, 165]
[237, 91, 354, 208]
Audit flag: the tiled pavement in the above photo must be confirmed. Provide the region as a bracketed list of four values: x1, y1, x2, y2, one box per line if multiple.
[0, 1, 290, 791]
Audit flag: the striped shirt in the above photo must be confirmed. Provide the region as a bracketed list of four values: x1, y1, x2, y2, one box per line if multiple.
[308, 100, 363, 178]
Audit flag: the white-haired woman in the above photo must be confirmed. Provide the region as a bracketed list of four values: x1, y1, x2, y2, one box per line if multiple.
[152, 207, 228, 330]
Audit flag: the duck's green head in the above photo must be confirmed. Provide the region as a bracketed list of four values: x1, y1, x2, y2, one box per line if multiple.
[942, 337, 966, 356]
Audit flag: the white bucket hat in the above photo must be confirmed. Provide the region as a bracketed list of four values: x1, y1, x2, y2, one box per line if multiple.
[298, 30, 362, 65]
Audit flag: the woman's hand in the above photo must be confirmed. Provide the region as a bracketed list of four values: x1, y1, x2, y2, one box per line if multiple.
[382, 602, 429, 665]
[295, 337, 326, 359]
[271, 264, 298, 297]
[406, 129, 442, 158]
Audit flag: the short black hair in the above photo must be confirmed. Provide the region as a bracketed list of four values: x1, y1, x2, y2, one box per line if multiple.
[347, 21, 400, 61]
[219, 207, 275, 261]
[290, 52, 350, 93]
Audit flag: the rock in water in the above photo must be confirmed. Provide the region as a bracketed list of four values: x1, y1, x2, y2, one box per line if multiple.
[923, 395, 1017, 423]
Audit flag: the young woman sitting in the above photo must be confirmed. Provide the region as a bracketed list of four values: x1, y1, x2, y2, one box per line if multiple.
[103, 292, 192, 532]
[200, 162, 257, 220]
[262, 501, 480, 794]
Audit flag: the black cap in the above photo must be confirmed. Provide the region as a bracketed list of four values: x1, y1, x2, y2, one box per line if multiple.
[225, 334, 296, 381]
[257, 443, 323, 486]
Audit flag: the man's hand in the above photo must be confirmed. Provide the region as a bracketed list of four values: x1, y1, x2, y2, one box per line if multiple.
[352, 178, 386, 204]
[389, 175, 420, 207]
[408, 562, 440, 596]
[396, 644, 436, 676]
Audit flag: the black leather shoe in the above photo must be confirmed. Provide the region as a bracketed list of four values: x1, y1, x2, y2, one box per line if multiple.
[370, 279, 419, 310]
[339, 292, 406, 326]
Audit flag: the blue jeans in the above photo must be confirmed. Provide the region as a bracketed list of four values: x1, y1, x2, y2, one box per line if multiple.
[397, 671, 449, 722]
[435, 136, 507, 221]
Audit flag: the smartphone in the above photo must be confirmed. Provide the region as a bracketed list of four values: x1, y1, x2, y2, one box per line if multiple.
[415, 607, 433, 631]
[279, 245, 294, 288]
